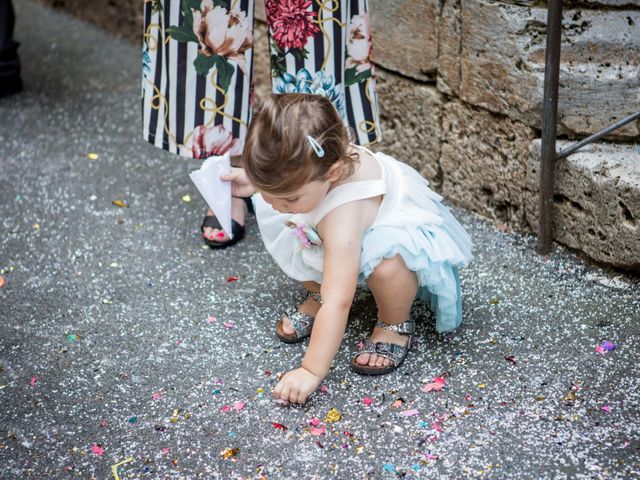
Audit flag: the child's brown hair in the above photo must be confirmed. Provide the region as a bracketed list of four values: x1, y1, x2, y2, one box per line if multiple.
[242, 93, 357, 195]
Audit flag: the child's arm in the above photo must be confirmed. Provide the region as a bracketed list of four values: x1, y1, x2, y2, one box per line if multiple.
[220, 167, 256, 197]
[273, 201, 368, 404]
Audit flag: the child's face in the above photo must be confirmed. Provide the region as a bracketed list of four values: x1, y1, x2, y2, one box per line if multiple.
[261, 179, 331, 214]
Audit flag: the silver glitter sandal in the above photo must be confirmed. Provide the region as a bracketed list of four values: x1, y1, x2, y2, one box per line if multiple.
[275, 291, 323, 343]
[350, 318, 415, 375]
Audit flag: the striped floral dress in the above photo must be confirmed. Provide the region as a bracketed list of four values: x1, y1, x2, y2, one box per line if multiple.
[142, 0, 381, 160]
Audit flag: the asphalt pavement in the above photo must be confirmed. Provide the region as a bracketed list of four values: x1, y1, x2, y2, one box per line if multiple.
[1, 1, 639, 478]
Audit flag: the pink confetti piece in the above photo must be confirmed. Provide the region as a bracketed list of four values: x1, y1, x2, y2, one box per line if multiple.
[175, 339, 183, 345]
[432, 422, 442, 433]
[226, 276, 240, 282]
[151, 390, 164, 401]
[30, 376, 37, 386]
[400, 408, 420, 417]
[162, 447, 171, 454]
[233, 401, 246, 412]
[308, 418, 321, 426]
[422, 376, 446, 392]
[602, 404, 611, 413]
[595, 345, 607, 355]
[310, 425, 326, 436]
[91, 444, 104, 456]
[362, 396, 374, 406]
[320, 385, 329, 393]
[223, 321, 234, 329]
[221, 405, 232, 413]
[207, 316, 217, 323]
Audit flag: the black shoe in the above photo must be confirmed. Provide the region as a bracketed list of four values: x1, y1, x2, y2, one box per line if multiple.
[0, 76, 22, 99]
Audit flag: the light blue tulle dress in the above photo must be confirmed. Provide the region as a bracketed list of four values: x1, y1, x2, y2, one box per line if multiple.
[253, 147, 474, 333]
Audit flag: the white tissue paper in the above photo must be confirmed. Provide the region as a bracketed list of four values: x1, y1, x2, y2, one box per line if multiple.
[188, 152, 233, 239]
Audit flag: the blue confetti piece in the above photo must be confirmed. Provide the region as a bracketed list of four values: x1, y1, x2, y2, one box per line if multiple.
[383, 463, 395, 473]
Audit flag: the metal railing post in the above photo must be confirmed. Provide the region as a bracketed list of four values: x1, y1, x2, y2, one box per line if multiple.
[537, 0, 563, 254]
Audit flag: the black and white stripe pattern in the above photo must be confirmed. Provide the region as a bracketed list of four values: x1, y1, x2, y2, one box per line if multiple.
[142, 0, 380, 159]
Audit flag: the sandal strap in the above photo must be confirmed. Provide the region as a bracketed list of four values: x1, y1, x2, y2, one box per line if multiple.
[308, 291, 322, 304]
[358, 339, 411, 367]
[284, 306, 315, 337]
[374, 318, 415, 336]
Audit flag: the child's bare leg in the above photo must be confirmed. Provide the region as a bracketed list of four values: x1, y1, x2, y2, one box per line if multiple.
[356, 255, 418, 368]
[279, 281, 322, 335]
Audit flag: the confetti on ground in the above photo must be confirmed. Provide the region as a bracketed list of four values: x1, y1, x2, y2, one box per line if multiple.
[67, 334, 79, 342]
[86, 152, 99, 160]
[271, 422, 287, 430]
[151, 390, 164, 401]
[325, 408, 341, 423]
[362, 396, 373, 406]
[30, 376, 37, 386]
[223, 321, 234, 329]
[207, 315, 217, 323]
[422, 377, 446, 392]
[226, 276, 240, 282]
[504, 355, 517, 365]
[112, 199, 129, 208]
[181, 194, 191, 203]
[221, 448, 239, 460]
[596, 340, 617, 355]
[0, 276, 5, 288]
[400, 408, 420, 417]
[91, 444, 104, 456]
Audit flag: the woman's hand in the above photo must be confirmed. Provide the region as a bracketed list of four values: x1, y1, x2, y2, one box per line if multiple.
[220, 167, 255, 197]
[273, 367, 322, 404]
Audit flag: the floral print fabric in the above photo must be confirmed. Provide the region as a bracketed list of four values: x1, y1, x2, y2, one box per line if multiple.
[142, 0, 380, 160]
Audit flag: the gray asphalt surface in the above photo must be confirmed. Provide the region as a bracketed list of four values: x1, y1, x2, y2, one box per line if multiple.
[1, 1, 639, 479]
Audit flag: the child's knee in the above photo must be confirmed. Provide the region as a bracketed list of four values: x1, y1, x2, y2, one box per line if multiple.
[370, 255, 407, 282]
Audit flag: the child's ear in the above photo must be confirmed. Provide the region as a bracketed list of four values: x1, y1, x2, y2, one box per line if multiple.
[326, 161, 344, 182]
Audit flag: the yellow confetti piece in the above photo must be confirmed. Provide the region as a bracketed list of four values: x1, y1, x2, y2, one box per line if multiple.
[478, 383, 486, 389]
[170, 409, 181, 423]
[257, 388, 264, 394]
[564, 391, 577, 402]
[86, 153, 99, 160]
[102, 298, 113, 304]
[325, 408, 341, 423]
[112, 199, 129, 208]
[111, 456, 134, 480]
[181, 194, 191, 203]
[32, 223, 40, 231]
[355, 446, 364, 454]
[221, 447, 239, 460]
[535, 396, 545, 401]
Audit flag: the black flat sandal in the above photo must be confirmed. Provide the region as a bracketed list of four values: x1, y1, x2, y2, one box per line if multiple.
[200, 197, 253, 249]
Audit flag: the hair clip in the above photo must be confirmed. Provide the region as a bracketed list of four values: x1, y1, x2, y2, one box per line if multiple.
[307, 135, 325, 158]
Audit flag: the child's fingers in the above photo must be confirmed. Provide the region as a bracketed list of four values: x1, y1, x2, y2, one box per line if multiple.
[220, 167, 243, 181]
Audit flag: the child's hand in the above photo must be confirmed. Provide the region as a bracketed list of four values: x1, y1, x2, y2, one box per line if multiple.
[220, 167, 255, 197]
[273, 367, 321, 404]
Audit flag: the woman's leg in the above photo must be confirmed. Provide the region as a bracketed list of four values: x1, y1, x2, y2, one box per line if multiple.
[355, 255, 418, 368]
[142, 0, 256, 246]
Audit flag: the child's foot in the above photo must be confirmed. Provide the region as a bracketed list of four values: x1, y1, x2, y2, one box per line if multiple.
[351, 319, 415, 375]
[275, 292, 322, 343]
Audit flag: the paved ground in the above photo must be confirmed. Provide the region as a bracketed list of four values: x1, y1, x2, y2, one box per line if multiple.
[1, 1, 639, 479]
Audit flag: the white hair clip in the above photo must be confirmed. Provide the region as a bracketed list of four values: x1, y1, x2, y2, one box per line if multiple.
[307, 135, 325, 158]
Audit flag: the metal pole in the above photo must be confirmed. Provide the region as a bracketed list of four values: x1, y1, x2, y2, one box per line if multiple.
[537, 0, 563, 255]
[556, 111, 640, 160]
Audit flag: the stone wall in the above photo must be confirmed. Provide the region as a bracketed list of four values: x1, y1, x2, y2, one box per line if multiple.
[37, 0, 640, 270]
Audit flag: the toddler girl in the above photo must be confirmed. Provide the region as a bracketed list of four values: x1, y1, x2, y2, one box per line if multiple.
[223, 93, 473, 404]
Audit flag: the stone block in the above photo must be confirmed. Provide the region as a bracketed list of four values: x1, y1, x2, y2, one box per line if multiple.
[459, 0, 640, 139]
[373, 69, 443, 186]
[440, 100, 537, 228]
[525, 140, 640, 271]
[437, 0, 462, 96]
[370, 0, 439, 82]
